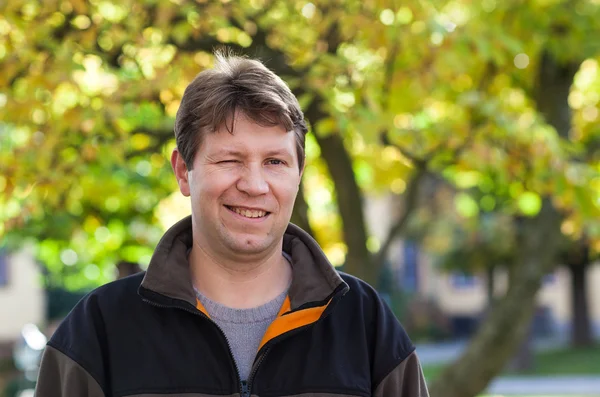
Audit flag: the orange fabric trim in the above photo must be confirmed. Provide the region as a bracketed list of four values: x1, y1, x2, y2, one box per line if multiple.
[258, 297, 331, 351]
[277, 296, 291, 317]
[196, 298, 210, 318]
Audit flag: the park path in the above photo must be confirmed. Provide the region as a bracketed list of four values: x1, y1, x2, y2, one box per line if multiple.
[487, 376, 600, 395]
[416, 337, 600, 395]
[416, 336, 570, 366]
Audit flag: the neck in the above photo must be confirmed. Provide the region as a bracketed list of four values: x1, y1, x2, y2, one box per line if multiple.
[189, 242, 292, 309]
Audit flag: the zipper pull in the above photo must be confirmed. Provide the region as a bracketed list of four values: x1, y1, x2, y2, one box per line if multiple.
[241, 380, 250, 397]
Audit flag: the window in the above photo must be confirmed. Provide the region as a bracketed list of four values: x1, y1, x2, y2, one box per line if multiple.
[0, 251, 8, 287]
[543, 273, 556, 285]
[402, 241, 420, 293]
[450, 272, 478, 289]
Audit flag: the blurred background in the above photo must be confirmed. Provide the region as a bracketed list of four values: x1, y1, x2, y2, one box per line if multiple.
[1, 0, 600, 396]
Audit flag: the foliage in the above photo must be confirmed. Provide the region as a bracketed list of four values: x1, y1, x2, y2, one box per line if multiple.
[2, 2, 600, 397]
[1, 0, 599, 291]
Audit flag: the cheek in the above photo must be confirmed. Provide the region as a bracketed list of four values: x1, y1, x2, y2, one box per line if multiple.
[189, 185, 222, 213]
[194, 170, 238, 196]
[272, 179, 300, 206]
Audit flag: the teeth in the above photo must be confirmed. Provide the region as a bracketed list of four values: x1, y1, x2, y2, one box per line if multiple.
[232, 207, 266, 218]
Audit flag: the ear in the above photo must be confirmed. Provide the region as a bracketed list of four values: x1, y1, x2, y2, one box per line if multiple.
[171, 149, 191, 197]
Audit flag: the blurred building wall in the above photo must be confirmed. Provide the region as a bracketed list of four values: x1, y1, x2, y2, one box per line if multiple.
[365, 193, 600, 337]
[397, 240, 600, 336]
[0, 249, 45, 342]
[587, 266, 600, 331]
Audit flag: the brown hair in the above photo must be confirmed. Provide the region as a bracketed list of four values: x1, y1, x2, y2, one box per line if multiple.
[174, 50, 308, 172]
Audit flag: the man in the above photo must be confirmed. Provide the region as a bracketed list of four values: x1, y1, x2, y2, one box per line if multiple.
[36, 52, 429, 397]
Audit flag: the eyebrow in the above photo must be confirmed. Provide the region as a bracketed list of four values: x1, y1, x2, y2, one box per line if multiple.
[210, 148, 293, 158]
[263, 149, 294, 158]
[211, 149, 245, 157]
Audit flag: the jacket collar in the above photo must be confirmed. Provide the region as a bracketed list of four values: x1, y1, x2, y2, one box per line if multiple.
[139, 215, 348, 311]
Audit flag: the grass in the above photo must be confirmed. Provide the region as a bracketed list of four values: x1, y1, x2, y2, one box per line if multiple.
[422, 344, 600, 381]
[519, 345, 600, 376]
[423, 346, 600, 397]
[422, 363, 446, 381]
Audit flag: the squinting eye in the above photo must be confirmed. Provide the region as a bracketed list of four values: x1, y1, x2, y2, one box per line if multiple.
[219, 160, 238, 164]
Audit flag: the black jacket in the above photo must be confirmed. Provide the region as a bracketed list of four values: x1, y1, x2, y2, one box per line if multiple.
[36, 216, 429, 397]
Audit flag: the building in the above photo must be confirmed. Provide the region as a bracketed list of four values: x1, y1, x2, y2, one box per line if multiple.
[365, 193, 600, 339]
[0, 248, 45, 345]
[415, 252, 600, 338]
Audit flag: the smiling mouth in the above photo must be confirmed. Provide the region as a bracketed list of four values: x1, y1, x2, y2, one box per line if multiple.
[225, 205, 270, 219]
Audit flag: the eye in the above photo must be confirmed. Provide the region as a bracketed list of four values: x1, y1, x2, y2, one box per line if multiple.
[218, 159, 239, 164]
[266, 159, 285, 165]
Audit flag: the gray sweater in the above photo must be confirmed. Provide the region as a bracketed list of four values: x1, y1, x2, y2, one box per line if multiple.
[195, 287, 288, 380]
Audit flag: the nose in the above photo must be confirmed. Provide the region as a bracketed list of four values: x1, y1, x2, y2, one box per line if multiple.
[236, 164, 269, 196]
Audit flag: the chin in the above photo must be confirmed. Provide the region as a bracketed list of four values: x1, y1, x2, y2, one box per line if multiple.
[226, 235, 273, 254]
[231, 243, 271, 255]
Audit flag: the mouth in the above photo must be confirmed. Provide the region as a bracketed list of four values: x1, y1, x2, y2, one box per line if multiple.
[225, 205, 270, 219]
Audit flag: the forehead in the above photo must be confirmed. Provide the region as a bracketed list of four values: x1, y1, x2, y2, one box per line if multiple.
[200, 114, 296, 154]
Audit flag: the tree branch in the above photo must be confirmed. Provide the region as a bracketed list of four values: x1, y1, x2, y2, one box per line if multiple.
[373, 166, 427, 268]
[381, 31, 401, 112]
[374, 61, 499, 268]
[379, 132, 426, 167]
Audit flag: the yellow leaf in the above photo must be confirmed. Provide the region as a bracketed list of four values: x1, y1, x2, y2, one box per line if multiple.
[314, 118, 337, 137]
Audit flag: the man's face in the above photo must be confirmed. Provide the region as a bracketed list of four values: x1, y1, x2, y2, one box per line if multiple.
[172, 113, 303, 259]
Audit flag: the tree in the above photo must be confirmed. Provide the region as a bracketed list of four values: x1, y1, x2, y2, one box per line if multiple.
[0, 0, 473, 286]
[1, 1, 599, 396]
[561, 238, 598, 347]
[427, 2, 600, 395]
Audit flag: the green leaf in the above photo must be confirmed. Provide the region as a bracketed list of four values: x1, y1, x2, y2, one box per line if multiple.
[455, 193, 480, 218]
[518, 192, 542, 216]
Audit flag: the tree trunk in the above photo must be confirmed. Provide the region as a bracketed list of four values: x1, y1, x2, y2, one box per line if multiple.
[508, 320, 535, 372]
[429, 201, 563, 397]
[534, 49, 580, 140]
[117, 261, 142, 279]
[291, 181, 315, 238]
[504, 267, 534, 373]
[302, 94, 375, 285]
[312, 132, 375, 284]
[569, 261, 593, 347]
[430, 46, 580, 397]
[295, 23, 376, 285]
[486, 266, 495, 307]
[534, 49, 591, 348]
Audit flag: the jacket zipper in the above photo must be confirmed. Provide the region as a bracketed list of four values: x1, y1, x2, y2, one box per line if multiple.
[244, 346, 270, 396]
[243, 319, 327, 396]
[238, 289, 349, 396]
[241, 380, 250, 397]
[142, 286, 347, 397]
[141, 298, 245, 395]
[144, 298, 302, 397]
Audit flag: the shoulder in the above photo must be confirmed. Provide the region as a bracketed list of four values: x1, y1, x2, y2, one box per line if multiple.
[44, 273, 145, 391]
[337, 271, 399, 318]
[338, 271, 379, 298]
[77, 271, 145, 315]
[336, 271, 416, 375]
[337, 271, 410, 334]
[49, 272, 145, 348]
[87, 271, 146, 309]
